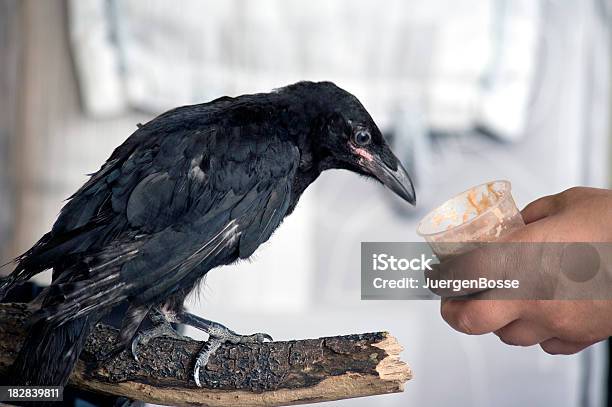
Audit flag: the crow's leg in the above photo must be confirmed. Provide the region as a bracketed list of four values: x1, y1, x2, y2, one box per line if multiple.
[174, 311, 272, 387]
[130, 308, 189, 362]
[130, 306, 272, 386]
[177, 312, 272, 345]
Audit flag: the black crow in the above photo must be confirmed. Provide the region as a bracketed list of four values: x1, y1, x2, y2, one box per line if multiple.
[0, 81, 415, 387]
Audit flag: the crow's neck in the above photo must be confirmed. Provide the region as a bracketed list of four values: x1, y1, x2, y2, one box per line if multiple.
[287, 153, 321, 215]
[281, 100, 330, 214]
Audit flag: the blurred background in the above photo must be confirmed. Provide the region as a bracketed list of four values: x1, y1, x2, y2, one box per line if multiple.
[0, 0, 611, 406]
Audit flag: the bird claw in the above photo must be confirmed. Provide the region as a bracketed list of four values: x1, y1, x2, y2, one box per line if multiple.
[223, 331, 273, 345]
[239, 332, 273, 344]
[192, 332, 273, 387]
[194, 338, 223, 387]
[131, 336, 142, 363]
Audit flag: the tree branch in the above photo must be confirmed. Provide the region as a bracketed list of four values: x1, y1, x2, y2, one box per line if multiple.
[0, 303, 412, 406]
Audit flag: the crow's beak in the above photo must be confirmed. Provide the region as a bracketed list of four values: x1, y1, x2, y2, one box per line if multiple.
[365, 155, 416, 205]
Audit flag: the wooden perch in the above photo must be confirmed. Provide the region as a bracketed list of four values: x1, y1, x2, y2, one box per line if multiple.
[0, 303, 412, 406]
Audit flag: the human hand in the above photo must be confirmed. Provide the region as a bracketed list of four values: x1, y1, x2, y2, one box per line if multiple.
[429, 187, 612, 354]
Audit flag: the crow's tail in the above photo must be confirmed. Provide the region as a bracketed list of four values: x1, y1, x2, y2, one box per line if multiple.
[9, 315, 94, 386]
[0, 234, 57, 301]
[0, 248, 45, 302]
[0, 273, 17, 301]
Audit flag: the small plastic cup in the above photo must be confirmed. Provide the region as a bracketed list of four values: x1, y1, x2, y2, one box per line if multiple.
[417, 180, 525, 259]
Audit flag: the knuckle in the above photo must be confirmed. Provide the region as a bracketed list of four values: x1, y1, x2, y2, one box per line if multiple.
[441, 300, 484, 335]
[563, 186, 582, 195]
[496, 329, 523, 347]
[499, 334, 524, 347]
[441, 301, 484, 335]
[453, 308, 478, 335]
[541, 341, 582, 355]
[440, 300, 453, 321]
[558, 187, 582, 204]
[504, 333, 537, 347]
[540, 342, 559, 355]
[496, 330, 516, 346]
[547, 314, 574, 338]
[457, 312, 476, 335]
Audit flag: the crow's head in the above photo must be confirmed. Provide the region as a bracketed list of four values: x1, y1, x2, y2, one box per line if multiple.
[289, 81, 416, 205]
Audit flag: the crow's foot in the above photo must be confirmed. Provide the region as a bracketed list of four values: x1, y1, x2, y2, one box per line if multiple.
[175, 312, 272, 386]
[193, 337, 223, 387]
[131, 308, 272, 386]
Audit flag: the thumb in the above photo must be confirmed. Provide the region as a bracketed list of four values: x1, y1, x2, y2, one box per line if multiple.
[521, 194, 559, 224]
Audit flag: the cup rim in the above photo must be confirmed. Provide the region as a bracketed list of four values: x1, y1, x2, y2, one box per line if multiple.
[416, 180, 512, 238]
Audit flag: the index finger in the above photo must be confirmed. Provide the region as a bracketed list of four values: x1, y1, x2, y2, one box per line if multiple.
[440, 298, 525, 335]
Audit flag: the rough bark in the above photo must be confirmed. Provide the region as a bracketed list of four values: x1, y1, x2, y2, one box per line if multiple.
[0, 303, 412, 406]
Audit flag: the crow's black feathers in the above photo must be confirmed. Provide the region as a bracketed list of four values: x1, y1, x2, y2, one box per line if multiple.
[2, 81, 415, 386]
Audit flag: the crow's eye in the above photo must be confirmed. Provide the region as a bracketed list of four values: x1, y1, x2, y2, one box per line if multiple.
[354, 130, 372, 146]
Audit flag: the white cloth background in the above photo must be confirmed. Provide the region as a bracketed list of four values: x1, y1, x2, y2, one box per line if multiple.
[68, 0, 539, 141]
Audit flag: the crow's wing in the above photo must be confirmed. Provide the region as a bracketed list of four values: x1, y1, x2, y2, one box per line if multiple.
[18, 109, 282, 265]
[119, 131, 300, 305]
[40, 124, 300, 325]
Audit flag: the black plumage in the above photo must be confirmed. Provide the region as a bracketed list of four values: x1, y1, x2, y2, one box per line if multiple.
[0, 81, 415, 386]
